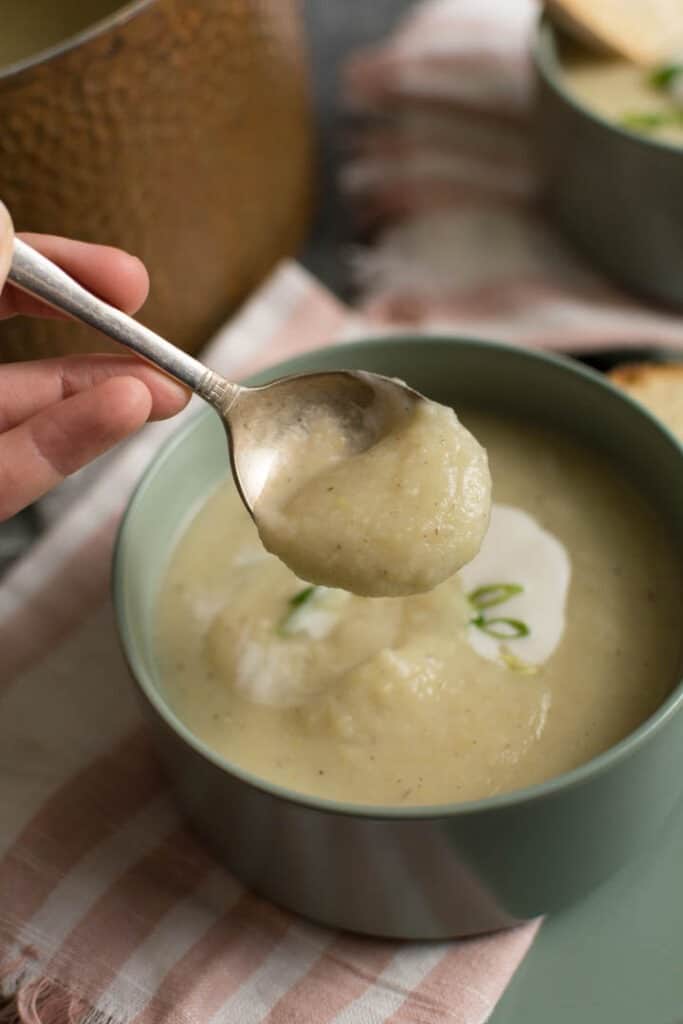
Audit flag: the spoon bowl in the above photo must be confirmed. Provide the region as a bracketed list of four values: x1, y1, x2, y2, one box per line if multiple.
[225, 369, 421, 514]
[8, 237, 423, 520]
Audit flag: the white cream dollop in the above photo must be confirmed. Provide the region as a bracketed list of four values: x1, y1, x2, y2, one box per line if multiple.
[459, 504, 571, 670]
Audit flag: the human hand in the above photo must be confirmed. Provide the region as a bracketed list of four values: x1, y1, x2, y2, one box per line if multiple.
[0, 202, 190, 522]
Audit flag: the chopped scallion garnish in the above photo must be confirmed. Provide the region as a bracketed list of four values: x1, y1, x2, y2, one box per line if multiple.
[467, 580, 530, 642]
[278, 585, 319, 635]
[471, 615, 530, 640]
[467, 582, 523, 610]
[620, 109, 683, 131]
[289, 586, 317, 609]
[650, 63, 683, 89]
[499, 647, 539, 675]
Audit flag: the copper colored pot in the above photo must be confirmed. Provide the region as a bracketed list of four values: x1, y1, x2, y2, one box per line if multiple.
[0, 0, 313, 360]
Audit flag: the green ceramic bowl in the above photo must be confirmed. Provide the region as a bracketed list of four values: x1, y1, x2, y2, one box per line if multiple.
[533, 17, 683, 306]
[114, 336, 683, 939]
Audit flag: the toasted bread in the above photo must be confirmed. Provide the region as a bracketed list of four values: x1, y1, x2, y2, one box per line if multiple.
[608, 362, 683, 442]
[546, 0, 683, 65]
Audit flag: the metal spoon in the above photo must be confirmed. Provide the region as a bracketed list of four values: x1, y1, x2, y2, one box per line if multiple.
[8, 237, 420, 516]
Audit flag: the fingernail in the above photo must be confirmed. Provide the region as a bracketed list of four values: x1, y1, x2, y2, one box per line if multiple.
[0, 200, 15, 286]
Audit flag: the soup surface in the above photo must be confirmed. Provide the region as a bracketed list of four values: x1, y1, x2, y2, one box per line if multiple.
[561, 44, 683, 145]
[156, 413, 682, 806]
[0, 0, 123, 68]
[255, 398, 491, 597]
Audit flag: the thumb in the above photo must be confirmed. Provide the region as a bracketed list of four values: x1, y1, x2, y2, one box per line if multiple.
[0, 201, 14, 290]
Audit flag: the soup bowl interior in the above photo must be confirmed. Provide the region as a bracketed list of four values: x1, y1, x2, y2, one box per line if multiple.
[0, 1, 151, 78]
[114, 336, 683, 938]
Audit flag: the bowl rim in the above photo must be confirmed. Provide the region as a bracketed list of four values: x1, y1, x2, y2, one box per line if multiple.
[113, 333, 683, 821]
[0, 0, 155, 82]
[532, 12, 683, 156]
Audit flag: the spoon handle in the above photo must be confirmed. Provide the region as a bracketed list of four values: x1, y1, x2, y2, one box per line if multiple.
[8, 238, 230, 405]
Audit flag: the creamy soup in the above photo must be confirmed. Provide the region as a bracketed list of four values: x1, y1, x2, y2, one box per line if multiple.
[156, 413, 682, 806]
[255, 398, 491, 597]
[0, 1, 123, 68]
[561, 44, 683, 145]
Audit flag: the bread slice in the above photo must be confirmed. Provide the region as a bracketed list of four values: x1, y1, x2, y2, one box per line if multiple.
[546, 0, 683, 65]
[608, 362, 683, 442]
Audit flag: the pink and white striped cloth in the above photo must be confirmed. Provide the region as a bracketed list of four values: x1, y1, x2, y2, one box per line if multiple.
[0, 262, 540, 1024]
[342, 0, 683, 351]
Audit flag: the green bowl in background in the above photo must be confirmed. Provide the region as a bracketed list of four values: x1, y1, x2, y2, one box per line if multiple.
[533, 17, 683, 307]
[113, 336, 683, 939]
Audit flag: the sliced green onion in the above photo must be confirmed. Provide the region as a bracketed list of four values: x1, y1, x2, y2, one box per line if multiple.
[467, 583, 523, 610]
[289, 585, 317, 609]
[471, 615, 529, 640]
[278, 585, 318, 635]
[499, 647, 539, 675]
[650, 63, 683, 89]
[620, 109, 683, 131]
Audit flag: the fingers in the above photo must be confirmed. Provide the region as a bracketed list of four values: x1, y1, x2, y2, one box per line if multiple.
[0, 376, 154, 521]
[0, 354, 190, 434]
[0, 202, 13, 290]
[0, 234, 149, 320]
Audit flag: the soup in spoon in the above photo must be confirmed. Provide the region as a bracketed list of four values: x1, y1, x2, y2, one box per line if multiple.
[253, 393, 491, 597]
